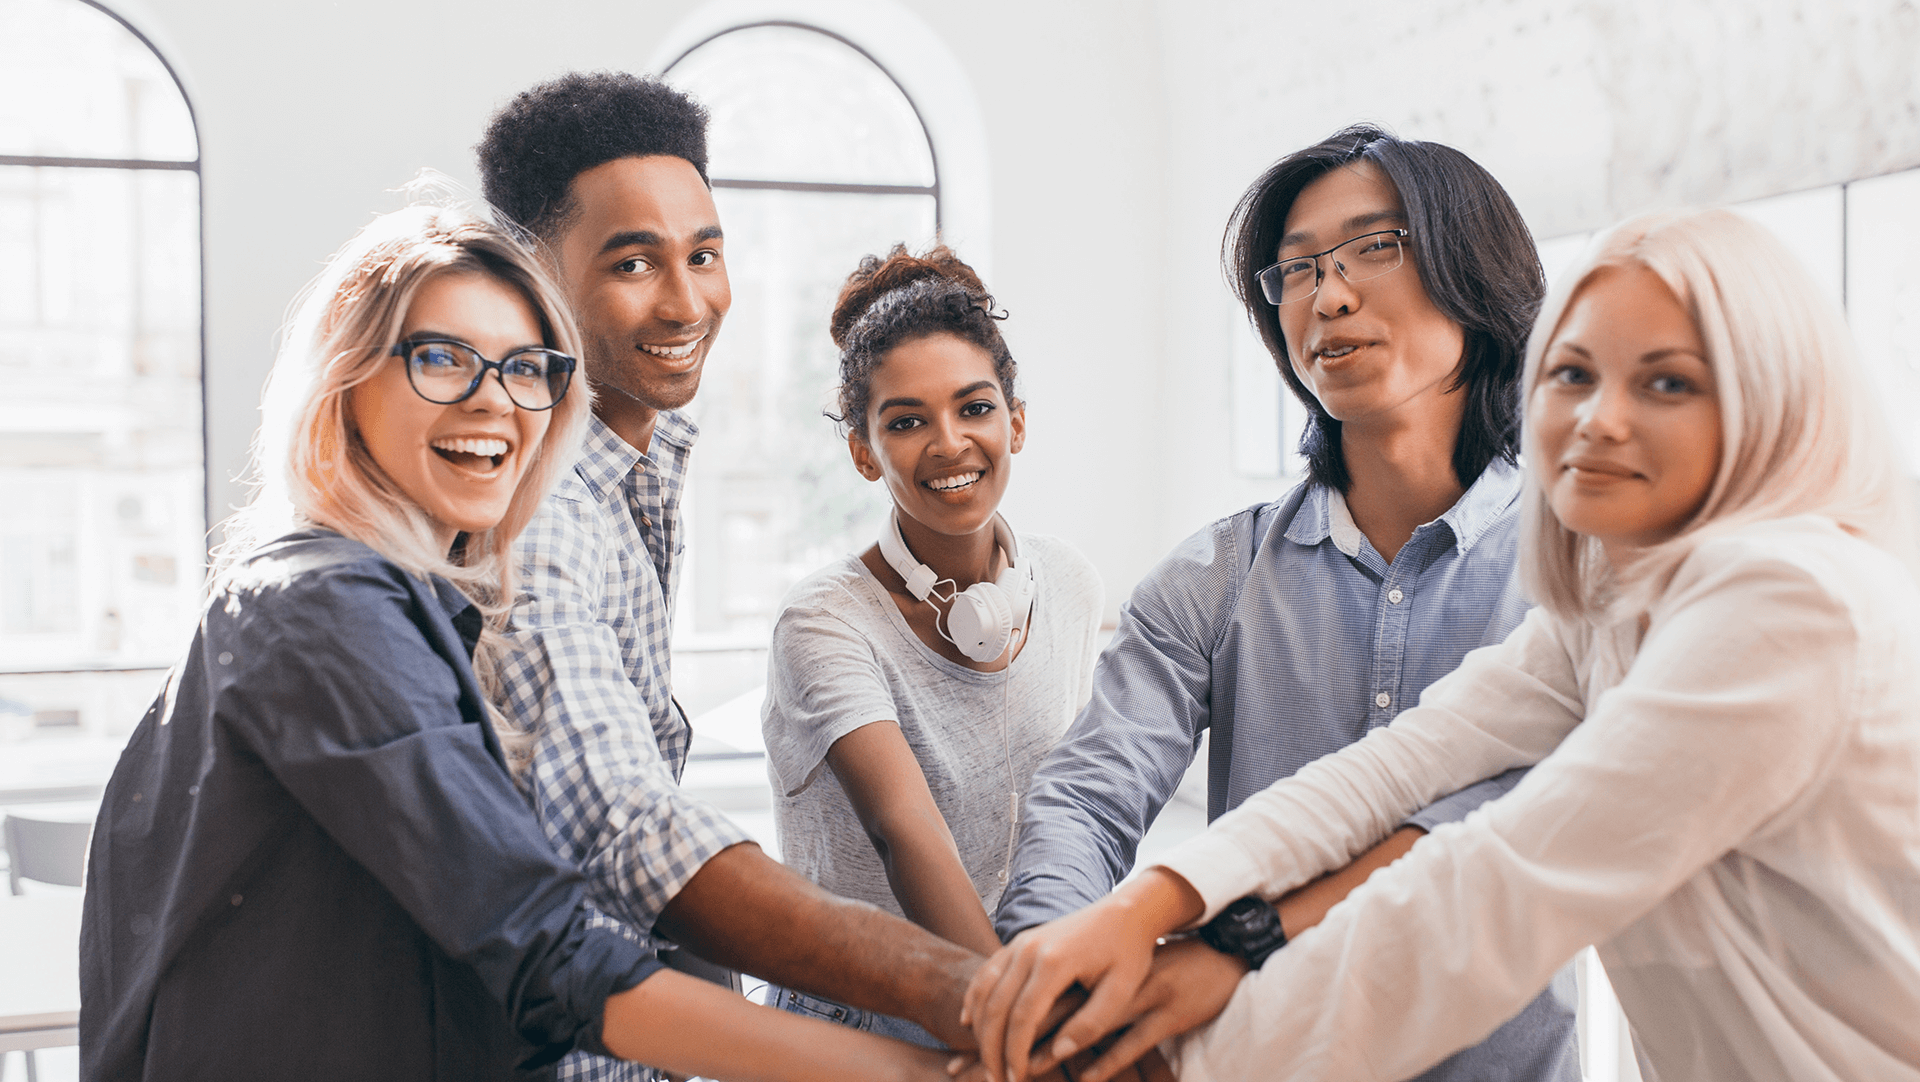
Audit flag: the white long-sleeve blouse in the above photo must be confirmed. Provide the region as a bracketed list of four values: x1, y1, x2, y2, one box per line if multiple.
[1159, 516, 1920, 1082]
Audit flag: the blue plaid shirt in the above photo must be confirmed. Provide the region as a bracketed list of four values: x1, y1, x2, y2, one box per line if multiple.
[503, 412, 751, 1082]
[997, 459, 1580, 1081]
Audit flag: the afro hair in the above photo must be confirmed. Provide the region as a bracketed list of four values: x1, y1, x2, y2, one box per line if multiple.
[476, 71, 711, 240]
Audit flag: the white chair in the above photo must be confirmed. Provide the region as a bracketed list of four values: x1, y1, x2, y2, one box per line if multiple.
[2, 812, 91, 1082]
[3, 814, 89, 895]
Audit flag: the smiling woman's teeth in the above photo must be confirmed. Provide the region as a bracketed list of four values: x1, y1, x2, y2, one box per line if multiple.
[432, 437, 508, 458]
[640, 338, 701, 359]
[1321, 345, 1358, 359]
[927, 472, 981, 492]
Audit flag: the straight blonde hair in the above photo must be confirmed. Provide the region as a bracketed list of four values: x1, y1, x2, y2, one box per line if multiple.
[1520, 208, 1917, 620]
[218, 204, 592, 769]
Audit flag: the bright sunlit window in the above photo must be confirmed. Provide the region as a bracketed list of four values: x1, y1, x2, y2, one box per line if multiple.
[663, 22, 942, 711]
[0, 0, 203, 740]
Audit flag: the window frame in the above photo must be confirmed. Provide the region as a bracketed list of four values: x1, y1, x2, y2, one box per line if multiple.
[0, 0, 207, 676]
[662, 19, 944, 233]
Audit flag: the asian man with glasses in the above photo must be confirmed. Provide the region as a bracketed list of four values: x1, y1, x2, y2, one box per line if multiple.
[990, 125, 1580, 1082]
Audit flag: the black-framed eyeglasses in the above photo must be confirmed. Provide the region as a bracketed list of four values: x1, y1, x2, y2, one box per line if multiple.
[1256, 228, 1410, 306]
[389, 338, 577, 411]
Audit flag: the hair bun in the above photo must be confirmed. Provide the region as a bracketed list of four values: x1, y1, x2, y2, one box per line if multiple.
[830, 243, 990, 348]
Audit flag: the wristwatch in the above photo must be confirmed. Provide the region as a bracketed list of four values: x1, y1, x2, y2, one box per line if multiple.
[1196, 896, 1288, 970]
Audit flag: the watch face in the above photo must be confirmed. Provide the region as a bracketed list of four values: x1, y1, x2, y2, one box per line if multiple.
[1203, 896, 1286, 968]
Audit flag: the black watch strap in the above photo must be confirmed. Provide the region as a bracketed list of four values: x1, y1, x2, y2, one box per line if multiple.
[1196, 895, 1288, 970]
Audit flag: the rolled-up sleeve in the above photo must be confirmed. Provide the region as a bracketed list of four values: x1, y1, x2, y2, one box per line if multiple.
[502, 496, 751, 935]
[995, 518, 1240, 938]
[214, 563, 663, 1055]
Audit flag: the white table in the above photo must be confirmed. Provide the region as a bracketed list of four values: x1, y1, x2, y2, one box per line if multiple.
[0, 893, 81, 1054]
[0, 738, 124, 807]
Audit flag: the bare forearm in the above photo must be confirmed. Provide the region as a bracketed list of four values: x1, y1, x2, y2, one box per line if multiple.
[602, 968, 946, 1082]
[1274, 825, 1425, 937]
[878, 829, 1004, 957]
[654, 842, 982, 1046]
[1125, 866, 1208, 937]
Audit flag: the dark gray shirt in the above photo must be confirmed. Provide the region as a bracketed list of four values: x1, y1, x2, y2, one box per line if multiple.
[81, 529, 659, 1082]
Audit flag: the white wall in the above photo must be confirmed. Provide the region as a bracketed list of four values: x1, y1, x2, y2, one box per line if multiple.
[116, 0, 1920, 614]
[125, 0, 1170, 616]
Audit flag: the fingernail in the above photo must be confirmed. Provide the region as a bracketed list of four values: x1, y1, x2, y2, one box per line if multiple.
[1053, 1036, 1079, 1061]
[947, 1056, 966, 1076]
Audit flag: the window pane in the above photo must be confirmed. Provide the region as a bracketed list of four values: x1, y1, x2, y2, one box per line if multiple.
[0, 0, 197, 161]
[0, 164, 203, 668]
[680, 188, 938, 641]
[1846, 168, 1920, 474]
[666, 26, 935, 187]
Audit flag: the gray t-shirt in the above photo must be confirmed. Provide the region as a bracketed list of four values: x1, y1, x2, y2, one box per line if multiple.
[762, 533, 1103, 917]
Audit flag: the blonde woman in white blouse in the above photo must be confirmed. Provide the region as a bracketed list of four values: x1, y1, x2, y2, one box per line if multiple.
[958, 208, 1920, 1082]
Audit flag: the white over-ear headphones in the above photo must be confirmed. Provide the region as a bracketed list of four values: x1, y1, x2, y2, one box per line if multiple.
[878, 509, 1033, 663]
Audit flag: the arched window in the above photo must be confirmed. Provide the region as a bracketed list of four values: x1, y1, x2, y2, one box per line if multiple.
[663, 23, 940, 653]
[0, 0, 202, 738]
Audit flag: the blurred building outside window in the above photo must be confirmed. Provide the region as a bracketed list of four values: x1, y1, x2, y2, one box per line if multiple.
[0, 0, 202, 781]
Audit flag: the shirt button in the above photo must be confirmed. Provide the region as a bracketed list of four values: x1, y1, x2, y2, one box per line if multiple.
[1387, 588, 1404, 605]
[1375, 691, 1392, 709]
[640, 515, 652, 528]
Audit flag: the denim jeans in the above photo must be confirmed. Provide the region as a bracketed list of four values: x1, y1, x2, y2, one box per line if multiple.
[762, 984, 944, 1048]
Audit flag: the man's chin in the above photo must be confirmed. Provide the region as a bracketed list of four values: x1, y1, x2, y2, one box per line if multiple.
[590, 367, 703, 413]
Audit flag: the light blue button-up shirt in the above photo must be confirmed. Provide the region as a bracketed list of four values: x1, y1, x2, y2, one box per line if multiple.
[998, 458, 1579, 1081]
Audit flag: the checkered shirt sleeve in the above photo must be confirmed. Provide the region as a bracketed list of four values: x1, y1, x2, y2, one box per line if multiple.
[498, 416, 750, 945]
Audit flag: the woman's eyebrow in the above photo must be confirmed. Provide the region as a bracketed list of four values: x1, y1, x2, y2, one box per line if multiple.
[951, 380, 995, 399]
[876, 396, 924, 413]
[1639, 348, 1708, 364]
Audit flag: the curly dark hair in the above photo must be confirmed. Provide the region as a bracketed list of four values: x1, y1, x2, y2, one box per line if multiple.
[829, 244, 1018, 440]
[1224, 124, 1544, 493]
[476, 72, 710, 240]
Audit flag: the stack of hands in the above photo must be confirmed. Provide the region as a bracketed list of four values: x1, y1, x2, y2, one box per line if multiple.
[950, 870, 1242, 1082]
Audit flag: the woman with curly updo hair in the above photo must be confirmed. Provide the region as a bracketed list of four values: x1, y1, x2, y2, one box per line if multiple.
[758, 244, 1104, 1045]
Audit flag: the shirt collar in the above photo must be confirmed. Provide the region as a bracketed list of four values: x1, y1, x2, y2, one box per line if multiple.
[1324, 487, 1367, 558]
[650, 408, 700, 454]
[1441, 456, 1523, 553]
[1283, 457, 1524, 557]
[428, 576, 484, 658]
[573, 410, 703, 502]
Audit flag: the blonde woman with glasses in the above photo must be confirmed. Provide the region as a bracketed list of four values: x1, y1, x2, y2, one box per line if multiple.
[960, 208, 1920, 1082]
[79, 205, 960, 1082]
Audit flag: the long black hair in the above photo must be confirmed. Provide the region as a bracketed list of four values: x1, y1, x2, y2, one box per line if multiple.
[1223, 125, 1544, 492]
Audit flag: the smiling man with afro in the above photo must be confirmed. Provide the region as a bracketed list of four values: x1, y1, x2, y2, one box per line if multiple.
[477, 71, 711, 241]
[475, 72, 990, 1082]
